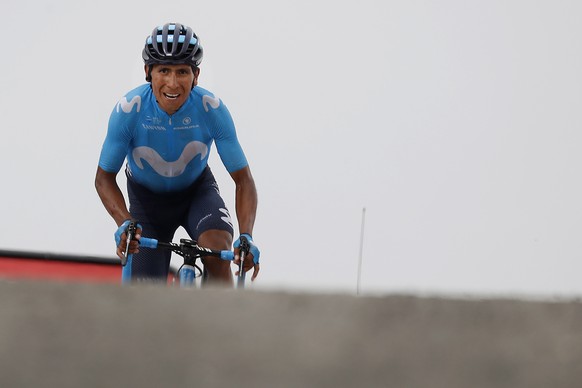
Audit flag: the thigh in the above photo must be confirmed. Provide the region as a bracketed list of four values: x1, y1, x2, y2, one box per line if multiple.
[127, 177, 186, 233]
[182, 168, 234, 285]
[130, 222, 174, 282]
[183, 168, 234, 241]
[127, 179, 183, 282]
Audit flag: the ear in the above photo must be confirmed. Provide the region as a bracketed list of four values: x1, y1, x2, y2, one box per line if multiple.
[192, 67, 201, 88]
[144, 64, 152, 82]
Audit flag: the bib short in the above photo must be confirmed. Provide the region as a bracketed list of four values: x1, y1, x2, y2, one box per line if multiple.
[126, 166, 234, 281]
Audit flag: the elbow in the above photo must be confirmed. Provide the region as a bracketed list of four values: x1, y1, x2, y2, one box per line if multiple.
[95, 167, 105, 191]
[95, 167, 116, 193]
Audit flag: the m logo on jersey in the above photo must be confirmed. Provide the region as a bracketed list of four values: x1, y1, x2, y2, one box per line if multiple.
[117, 95, 141, 113]
[132, 141, 208, 177]
[219, 208, 233, 228]
[202, 95, 220, 112]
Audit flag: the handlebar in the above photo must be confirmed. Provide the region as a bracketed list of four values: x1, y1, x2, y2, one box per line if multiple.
[139, 237, 235, 261]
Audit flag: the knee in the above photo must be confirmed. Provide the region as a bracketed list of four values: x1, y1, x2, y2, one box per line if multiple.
[198, 229, 233, 250]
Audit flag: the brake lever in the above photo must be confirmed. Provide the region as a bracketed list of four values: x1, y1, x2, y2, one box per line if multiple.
[237, 235, 250, 288]
[121, 221, 136, 267]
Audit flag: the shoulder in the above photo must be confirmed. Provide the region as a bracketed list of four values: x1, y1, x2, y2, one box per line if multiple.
[191, 86, 228, 114]
[114, 84, 152, 115]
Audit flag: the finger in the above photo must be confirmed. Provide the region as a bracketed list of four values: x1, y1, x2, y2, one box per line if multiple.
[129, 240, 140, 250]
[244, 254, 256, 271]
[245, 258, 255, 271]
[251, 264, 260, 281]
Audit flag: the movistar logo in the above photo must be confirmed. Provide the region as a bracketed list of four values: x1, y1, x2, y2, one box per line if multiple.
[132, 141, 208, 177]
[202, 95, 220, 112]
[117, 95, 141, 113]
[219, 208, 233, 228]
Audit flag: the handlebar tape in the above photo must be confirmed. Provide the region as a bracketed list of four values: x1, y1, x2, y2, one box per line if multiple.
[139, 237, 159, 249]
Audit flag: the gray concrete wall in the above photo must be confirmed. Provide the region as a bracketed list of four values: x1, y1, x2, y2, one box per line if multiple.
[0, 280, 581, 387]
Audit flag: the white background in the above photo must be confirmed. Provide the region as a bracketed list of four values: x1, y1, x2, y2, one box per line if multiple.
[1, 0, 581, 296]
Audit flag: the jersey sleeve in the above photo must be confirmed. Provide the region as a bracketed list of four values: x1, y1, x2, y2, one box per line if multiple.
[204, 97, 249, 173]
[98, 104, 134, 173]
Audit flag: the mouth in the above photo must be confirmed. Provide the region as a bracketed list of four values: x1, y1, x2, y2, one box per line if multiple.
[163, 93, 180, 100]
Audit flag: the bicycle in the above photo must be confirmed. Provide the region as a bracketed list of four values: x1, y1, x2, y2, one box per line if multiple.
[120, 222, 250, 289]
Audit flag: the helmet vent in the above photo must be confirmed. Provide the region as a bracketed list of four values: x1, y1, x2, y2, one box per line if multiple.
[142, 22, 203, 67]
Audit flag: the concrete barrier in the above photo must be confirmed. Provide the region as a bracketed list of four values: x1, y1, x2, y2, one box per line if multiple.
[0, 280, 581, 387]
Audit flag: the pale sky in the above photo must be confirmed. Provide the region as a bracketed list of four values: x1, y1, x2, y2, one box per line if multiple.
[1, 0, 581, 296]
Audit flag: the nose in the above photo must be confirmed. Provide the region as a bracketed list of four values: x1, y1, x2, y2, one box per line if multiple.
[167, 72, 178, 88]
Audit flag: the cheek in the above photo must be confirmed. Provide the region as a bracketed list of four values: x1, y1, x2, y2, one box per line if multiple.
[152, 85, 163, 98]
[183, 78, 196, 90]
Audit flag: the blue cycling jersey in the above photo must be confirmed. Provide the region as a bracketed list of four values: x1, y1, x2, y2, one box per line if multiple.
[98, 84, 248, 193]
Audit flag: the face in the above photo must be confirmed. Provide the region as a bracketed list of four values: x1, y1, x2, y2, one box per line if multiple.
[147, 64, 200, 115]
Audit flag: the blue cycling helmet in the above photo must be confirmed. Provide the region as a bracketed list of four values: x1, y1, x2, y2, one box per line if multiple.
[142, 23, 203, 67]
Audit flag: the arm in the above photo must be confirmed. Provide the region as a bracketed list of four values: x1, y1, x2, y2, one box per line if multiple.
[95, 166, 131, 227]
[230, 166, 259, 280]
[95, 167, 141, 259]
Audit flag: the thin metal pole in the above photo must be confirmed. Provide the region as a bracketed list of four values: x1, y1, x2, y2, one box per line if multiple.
[357, 207, 366, 295]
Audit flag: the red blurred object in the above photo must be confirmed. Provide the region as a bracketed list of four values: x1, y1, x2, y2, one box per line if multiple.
[0, 250, 120, 283]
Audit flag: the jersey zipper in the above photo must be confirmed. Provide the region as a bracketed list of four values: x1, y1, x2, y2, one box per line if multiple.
[167, 115, 174, 191]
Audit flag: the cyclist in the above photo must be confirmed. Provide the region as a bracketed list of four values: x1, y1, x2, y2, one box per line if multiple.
[95, 22, 260, 285]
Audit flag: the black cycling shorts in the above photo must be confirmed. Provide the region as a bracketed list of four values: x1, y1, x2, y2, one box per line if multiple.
[126, 166, 234, 281]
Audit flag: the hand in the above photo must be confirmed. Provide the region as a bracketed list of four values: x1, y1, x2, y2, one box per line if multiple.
[233, 234, 260, 281]
[114, 220, 142, 260]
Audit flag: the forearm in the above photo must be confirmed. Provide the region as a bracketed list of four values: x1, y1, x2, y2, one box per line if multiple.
[232, 167, 257, 236]
[236, 185, 257, 235]
[95, 167, 131, 226]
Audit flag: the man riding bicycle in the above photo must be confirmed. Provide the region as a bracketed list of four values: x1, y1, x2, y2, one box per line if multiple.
[95, 22, 260, 285]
